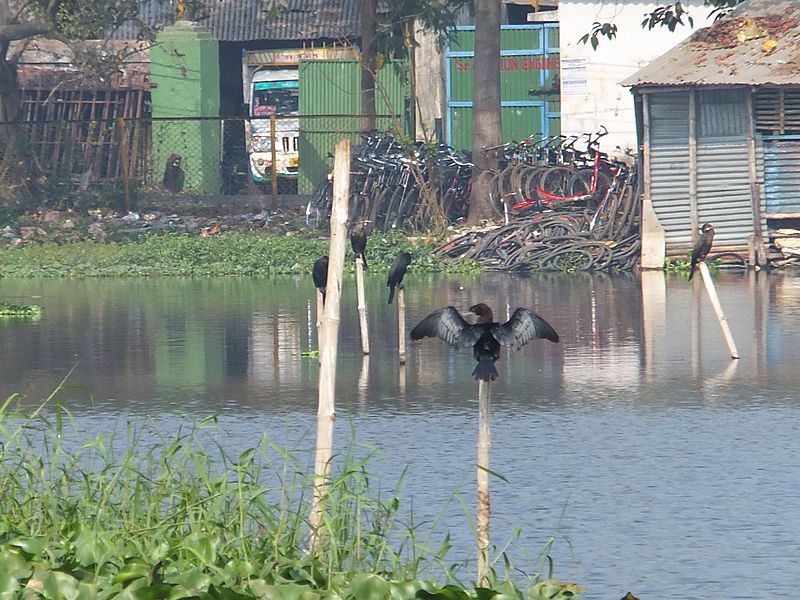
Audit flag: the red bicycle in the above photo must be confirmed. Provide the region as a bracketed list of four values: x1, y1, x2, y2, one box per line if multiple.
[511, 126, 614, 213]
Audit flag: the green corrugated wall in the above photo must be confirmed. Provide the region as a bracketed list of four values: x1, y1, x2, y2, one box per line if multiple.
[447, 25, 560, 152]
[297, 60, 410, 193]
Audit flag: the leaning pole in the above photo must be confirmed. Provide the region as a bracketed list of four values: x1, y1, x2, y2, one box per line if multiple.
[309, 138, 350, 554]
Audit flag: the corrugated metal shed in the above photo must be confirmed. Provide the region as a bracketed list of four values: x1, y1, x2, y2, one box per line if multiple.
[622, 0, 800, 88]
[117, 0, 361, 42]
[763, 134, 800, 215]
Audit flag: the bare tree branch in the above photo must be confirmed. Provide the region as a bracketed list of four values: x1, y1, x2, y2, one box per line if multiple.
[0, 22, 49, 43]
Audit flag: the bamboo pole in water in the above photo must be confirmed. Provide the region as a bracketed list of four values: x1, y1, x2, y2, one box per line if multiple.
[398, 287, 406, 364]
[309, 138, 350, 555]
[698, 262, 739, 360]
[355, 257, 370, 354]
[476, 379, 492, 586]
[316, 290, 324, 365]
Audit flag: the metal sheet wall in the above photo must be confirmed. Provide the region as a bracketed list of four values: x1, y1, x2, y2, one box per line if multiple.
[649, 93, 692, 248]
[763, 134, 800, 215]
[297, 60, 409, 193]
[648, 91, 765, 254]
[696, 139, 763, 247]
[445, 24, 560, 151]
[649, 144, 693, 248]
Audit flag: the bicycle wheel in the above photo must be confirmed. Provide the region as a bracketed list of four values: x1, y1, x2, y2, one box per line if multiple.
[306, 180, 332, 228]
[569, 170, 612, 208]
[539, 166, 572, 196]
[394, 187, 420, 229]
[384, 185, 407, 231]
[372, 186, 396, 231]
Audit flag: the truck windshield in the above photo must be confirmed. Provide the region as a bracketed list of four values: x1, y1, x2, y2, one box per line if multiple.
[252, 81, 299, 116]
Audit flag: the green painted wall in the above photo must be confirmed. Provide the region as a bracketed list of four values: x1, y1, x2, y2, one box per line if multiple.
[150, 21, 221, 195]
[297, 60, 410, 194]
[447, 25, 560, 152]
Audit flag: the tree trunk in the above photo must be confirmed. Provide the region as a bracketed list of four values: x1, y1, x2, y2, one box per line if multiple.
[467, 0, 502, 224]
[0, 55, 20, 123]
[403, 18, 417, 140]
[360, 0, 377, 133]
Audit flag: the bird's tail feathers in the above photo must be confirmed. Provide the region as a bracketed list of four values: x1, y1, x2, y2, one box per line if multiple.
[362, 253, 368, 271]
[388, 285, 395, 304]
[688, 266, 695, 281]
[472, 358, 498, 382]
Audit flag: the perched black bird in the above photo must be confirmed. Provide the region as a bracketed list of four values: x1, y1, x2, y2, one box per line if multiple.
[387, 252, 412, 304]
[312, 255, 329, 304]
[689, 222, 715, 281]
[350, 220, 369, 270]
[410, 302, 559, 382]
[162, 153, 185, 193]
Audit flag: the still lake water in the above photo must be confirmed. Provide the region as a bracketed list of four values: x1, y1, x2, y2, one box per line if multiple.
[2, 271, 800, 598]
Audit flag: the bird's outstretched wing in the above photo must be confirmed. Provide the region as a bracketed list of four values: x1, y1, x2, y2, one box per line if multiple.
[492, 307, 559, 350]
[410, 306, 478, 348]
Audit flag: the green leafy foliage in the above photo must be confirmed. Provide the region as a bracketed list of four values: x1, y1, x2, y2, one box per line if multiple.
[579, 0, 744, 49]
[0, 303, 42, 318]
[664, 254, 719, 275]
[0, 389, 584, 600]
[0, 231, 477, 278]
[578, 22, 618, 50]
[641, 2, 694, 31]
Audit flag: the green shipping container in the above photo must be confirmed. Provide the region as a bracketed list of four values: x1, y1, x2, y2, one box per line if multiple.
[446, 24, 560, 152]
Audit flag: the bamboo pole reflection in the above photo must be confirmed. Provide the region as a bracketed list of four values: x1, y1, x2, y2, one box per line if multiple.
[398, 364, 406, 396]
[357, 354, 370, 404]
[640, 270, 666, 379]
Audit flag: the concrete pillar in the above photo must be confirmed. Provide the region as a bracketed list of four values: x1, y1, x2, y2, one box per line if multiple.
[414, 27, 445, 142]
[150, 21, 220, 194]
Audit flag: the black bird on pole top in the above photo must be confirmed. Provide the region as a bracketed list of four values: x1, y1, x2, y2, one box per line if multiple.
[689, 222, 715, 281]
[410, 303, 559, 381]
[350, 220, 369, 270]
[387, 252, 412, 304]
[312, 255, 329, 303]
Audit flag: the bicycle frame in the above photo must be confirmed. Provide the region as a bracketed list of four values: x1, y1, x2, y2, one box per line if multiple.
[510, 127, 612, 213]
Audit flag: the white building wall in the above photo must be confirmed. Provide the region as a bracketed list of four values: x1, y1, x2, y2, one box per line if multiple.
[558, 0, 715, 154]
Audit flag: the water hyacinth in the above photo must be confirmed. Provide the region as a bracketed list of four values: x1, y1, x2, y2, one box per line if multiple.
[0, 231, 479, 278]
[0, 384, 582, 600]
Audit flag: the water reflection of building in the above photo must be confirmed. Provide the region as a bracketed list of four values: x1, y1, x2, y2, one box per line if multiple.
[767, 275, 800, 375]
[249, 310, 304, 385]
[641, 270, 769, 382]
[559, 273, 643, 394]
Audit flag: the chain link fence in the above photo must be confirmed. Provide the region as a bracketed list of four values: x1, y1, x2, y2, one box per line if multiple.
[0, 114, 402, 211]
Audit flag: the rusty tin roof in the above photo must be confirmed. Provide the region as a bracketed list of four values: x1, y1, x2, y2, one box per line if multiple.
[622, 0, 800, 87]
[124, 0, 361, 42]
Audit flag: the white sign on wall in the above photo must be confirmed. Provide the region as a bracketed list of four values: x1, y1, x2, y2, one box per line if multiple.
[561, 58, 588, 95]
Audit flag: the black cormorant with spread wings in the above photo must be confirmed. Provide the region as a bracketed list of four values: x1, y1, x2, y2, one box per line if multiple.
[689, 222, 715, 281]
[312, 255, 329, 303]
[410, 303, 559, 381]
[387, 252, 412, 304]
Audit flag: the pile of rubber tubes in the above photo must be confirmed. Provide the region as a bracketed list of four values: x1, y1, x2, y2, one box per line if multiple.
[435, 184, 641, 273]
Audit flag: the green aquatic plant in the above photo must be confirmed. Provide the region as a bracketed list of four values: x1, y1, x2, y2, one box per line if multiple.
[0, 231, 477, 278]
[664, 254, 720, 275]
[0, 382, 583, 599]
[0, 303, 42, 318]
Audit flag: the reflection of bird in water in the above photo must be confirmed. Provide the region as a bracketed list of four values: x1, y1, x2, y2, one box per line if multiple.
[689, 222, 715, 281]
[387, 252, 412, 304]
[410, 302, 559, 382]
[349, 220, 369, 270]
[312, 255, 329, 304]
